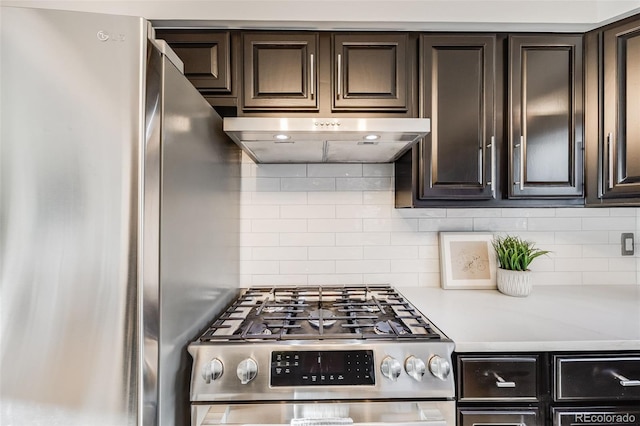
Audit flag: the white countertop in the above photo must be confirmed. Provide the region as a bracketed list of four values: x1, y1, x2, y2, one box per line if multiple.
[398, 285, 640, 353]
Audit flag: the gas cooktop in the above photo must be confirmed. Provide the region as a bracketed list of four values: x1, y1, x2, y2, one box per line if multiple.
[197, 285, 447, 342]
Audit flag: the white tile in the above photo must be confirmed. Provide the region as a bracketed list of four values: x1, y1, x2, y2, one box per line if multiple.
[241, 205, 280, 219]
[583, 271, 637, 285]
[554, 258, 609, 272]
[474, 217, 528, 231]
[251, 191, 308, 205]
[280, 233, 336, 247]
[391, 232, 438, 246]
[609, 257, 638, 271]
[241, 162, 256, 178]
[241, 260, 280, 275]
[336, 232, 390, 246]
[363, 191, 394, 205]
[531, 271, 582, 285]
[582, 244, 619, 258]
[241, 177, 281, 192]
[544, 244, 582, 258]
[610, 207, 638, 217]
[526, 217, 580, 231]
[240, 233, 280, 247]
[515, 232, 556, 245]
[308, 218, 362, 232]
[365, 218, 419, 232]
[336, 204, 391, 218]
[240, 247, 252, 261]
[336, 260, 390, 273]
[251, 219, 307, 233]
[239, 274, 253, 287]
[417, 273, 442, 287]
[308, 274, 364, 285]
[364, 245, 419, 259]
[252, 247, 308, 260]
[308, 191, 363, 205]
[418, 218, 473, 232]
[281, 205, 336, 219]
[583, 217, 637, 231]
[368, 273, 420, 287]
[555, 208, 610, 217]
[554, 231, 610, 245]
[390, 258, 440, 273]
[448, 208, 502, 218]
[336, 177, 392, 191]
[280, 260, 335, 274]
[281, 177, 336, 192]
[500, 208, 556, 218]
[309, 246, 363, 260]
[239, 219, 252, 233]
[255, 164, 307, 178]
[363, 163, 393, 177]
[394, 208, 447, 219]
[418, 245, 440, 259]
[308, 164, 363, 177]
[528, 258, 554, 272]
[251, 275, 308, 286]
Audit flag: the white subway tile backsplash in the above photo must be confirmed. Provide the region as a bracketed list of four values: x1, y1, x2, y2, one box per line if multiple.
[308, 164, 363, 177]
[281, 178, 336, 192]
[336, 177, 392, 191]
[238, 157, 638, 287]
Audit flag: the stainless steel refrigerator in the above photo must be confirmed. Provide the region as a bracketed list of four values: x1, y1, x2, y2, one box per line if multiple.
[1, 7, 241, 426]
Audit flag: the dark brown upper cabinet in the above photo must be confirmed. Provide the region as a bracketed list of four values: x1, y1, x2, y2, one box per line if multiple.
[586, 15, 640, 205]
[417, 34, 497, 201]
[508, 35, 584, 199]
[241, 32, 319, 111]
[332, 33, 409, 111]
[155, 30, 232, 94]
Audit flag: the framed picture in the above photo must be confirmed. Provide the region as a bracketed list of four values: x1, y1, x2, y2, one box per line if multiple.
[439, 232, 497, 289]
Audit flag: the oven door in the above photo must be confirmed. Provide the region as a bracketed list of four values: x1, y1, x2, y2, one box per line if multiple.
[192, 401, 455, 426]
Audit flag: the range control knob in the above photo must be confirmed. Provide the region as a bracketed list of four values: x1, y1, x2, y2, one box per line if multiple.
[380, 356, 402, 381]
[237, 358, 258, 385]
[428, 355, 451, 381]
[405, 356, 427, 381]
[202, 358, 224, 384]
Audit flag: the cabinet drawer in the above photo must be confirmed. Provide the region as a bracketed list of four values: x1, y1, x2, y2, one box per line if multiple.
[554, 355, 640, 401]
[458, 356, 539, 401]
[553, 407, 640, 426]
[459, 408, 541, 426]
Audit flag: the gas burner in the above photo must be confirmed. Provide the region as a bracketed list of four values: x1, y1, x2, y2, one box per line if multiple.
[308, 309, 337, 327]
[262, 305, 285, 313]
[374, 320, 408, 335]
[247, 322, 272, 335]
[363, 305, 380, 313]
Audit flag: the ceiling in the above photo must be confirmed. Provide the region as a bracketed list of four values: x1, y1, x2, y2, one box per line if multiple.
[2, 0, 640, 31]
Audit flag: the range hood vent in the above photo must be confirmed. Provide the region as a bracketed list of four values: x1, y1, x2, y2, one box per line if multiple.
[223, 117, 430, 163]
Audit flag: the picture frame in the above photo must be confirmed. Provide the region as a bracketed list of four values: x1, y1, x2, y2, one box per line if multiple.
[439, 232, 497, 289]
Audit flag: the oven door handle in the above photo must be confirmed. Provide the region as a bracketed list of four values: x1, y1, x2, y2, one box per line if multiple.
[611, 372, 640, 387]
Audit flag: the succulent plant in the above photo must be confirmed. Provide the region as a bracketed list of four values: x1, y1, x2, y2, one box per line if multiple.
[492, 235, 550, 271]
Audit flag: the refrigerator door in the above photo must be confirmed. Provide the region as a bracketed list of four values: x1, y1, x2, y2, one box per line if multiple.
[1, 7, 146, 426]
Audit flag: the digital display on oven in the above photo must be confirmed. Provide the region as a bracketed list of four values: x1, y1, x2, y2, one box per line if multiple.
[270, 350, 375, 386]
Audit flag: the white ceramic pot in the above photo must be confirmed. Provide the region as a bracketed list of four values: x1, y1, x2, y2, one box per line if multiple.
[497, 268, 532, 297]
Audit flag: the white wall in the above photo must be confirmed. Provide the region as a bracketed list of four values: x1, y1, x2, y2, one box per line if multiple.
[239, 153, 640, 288]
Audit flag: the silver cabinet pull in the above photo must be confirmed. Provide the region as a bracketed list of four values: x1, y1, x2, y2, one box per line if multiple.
[337, 53, 342, 98]
[309, 53, 314, 97]
[612, 372, 640, 387]
[487, 136, 496, 197]
[513, 135, 524, 191]
[607, 132, 614, 189]
[494, 372, 516, 388]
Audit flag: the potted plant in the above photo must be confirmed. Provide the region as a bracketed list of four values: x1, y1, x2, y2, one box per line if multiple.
[492, 235, 550, 297]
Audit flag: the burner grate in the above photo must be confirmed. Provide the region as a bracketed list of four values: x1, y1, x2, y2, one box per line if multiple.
[198, 285, 443, 342]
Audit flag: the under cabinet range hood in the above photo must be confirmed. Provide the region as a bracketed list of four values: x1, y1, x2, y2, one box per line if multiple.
[223, 117, 430, 163]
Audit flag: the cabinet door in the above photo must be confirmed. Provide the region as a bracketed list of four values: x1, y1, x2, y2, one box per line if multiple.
[508, 35, 584, 198]
[602, 19, 640, 198]
[156, 30, 232, 93]
[419, 35, 496, 200]
[333, 34, 409, 111]
[242, 32, 318, 110]
[459, 408, 541, 426]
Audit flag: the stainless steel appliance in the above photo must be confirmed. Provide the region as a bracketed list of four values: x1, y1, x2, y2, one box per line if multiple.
[188, 285, 456, 425]
[1, 6, 240, 426]
[223, 117, 430, 163]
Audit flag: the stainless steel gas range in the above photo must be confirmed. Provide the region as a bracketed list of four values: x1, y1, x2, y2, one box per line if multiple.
[188, 285, 455, 425]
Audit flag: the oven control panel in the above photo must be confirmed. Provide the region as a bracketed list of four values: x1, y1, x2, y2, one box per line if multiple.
[270, 350, 375, 386]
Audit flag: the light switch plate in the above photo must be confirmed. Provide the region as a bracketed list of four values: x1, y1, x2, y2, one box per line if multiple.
[621, 233, 634, 256]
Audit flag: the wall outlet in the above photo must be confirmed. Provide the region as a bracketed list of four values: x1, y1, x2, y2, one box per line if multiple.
[621, 233, 634, 256]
